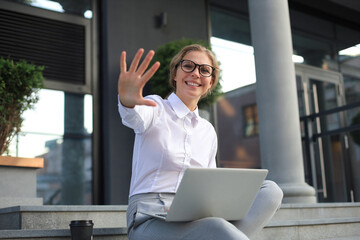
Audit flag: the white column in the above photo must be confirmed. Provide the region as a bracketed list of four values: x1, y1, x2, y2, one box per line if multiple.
[248, 0, 316, 203]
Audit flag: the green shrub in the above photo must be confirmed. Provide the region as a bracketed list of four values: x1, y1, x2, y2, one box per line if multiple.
[150, 38, 223, 108]
[0, 57, 44, 155]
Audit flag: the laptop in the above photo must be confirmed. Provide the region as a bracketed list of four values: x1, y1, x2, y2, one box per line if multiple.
[152, 167, 268, 222]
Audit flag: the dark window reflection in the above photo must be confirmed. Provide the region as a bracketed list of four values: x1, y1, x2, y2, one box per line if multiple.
[243, 104, 258, 138]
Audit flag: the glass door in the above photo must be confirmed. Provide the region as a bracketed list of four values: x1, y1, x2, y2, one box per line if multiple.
[296, 64, 353, 202]
[309, 79, 349, 202]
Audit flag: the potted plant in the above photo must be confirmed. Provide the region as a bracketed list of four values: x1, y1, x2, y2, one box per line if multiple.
[0, 57, 45, 208]
[0, 57, 44, 155]
[149, 38, 223, 109]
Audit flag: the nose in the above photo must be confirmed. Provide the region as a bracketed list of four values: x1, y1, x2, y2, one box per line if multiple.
[191, 66, 201, 77]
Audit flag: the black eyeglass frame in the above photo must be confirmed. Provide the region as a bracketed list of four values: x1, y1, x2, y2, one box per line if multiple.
[178, 59, 215, 77]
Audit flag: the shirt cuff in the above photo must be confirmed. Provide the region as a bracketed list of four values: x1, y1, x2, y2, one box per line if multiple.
[118, 94, 138, 117]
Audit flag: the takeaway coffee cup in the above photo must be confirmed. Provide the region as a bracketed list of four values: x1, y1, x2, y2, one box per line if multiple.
[69, 220, 94, 240]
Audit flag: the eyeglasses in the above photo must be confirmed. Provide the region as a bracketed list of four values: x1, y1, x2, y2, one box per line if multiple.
[178, 59, 215, 77]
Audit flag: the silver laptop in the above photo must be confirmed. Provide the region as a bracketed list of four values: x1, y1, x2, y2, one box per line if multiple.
[154, 167, 268, 222]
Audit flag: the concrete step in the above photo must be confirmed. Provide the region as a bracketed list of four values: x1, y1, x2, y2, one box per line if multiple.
[253, 203, 360, 240]
[0, 205, 127, 230]
[1, 203, 360, 239]
[325, 237, 360, 240]
[254, 217, 360, 240]
[0, 228, 128, 240]
[273, 203, 360, 222]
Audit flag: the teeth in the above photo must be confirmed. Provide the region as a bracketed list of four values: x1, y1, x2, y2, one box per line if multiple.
[187, 82, 200, 87]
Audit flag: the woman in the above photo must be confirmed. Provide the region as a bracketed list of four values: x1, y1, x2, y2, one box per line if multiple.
[118, 44, 283, 240]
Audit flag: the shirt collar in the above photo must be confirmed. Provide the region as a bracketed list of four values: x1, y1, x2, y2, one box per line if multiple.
[168, 93, 199, 126]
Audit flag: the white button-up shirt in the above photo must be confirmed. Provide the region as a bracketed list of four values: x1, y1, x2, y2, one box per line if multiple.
[118, 93, 217, 197]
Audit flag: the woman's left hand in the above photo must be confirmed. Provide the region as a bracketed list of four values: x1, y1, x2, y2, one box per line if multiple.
[118, 48, 160, 108]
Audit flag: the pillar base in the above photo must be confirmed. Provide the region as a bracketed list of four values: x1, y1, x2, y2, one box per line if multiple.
[279, 182, 317, 203]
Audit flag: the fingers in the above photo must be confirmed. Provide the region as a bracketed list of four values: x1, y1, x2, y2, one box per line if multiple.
[142, 61, 160, 83]
[129, 48, 144, 72]
[120, 51, 127, 73]
[118, 48, 159, 109]
[124, 48, 157, 76]
[136, 50, 155, 75]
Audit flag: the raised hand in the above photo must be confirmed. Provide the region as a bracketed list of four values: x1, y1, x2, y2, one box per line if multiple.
[118, 48, 160, 108]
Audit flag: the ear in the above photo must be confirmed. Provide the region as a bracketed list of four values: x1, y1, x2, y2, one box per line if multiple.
[209, 77, 214, 87]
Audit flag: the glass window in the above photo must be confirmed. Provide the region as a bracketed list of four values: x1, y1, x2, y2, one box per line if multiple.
[338, 42, 360, 105]
[292, 32, 336, 70]
[243, 104, 258, 137]
[8, 89, 93, 205]
[210, 5, 251, 46]
[289, 8, 337, 71]
[211, 37, 256, 92]
[6, 0, 92, 18]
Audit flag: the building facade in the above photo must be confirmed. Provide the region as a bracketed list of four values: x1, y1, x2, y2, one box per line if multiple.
[0, 0, 359, 204]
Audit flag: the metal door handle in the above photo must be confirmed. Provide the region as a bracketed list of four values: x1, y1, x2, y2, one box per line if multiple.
[312, 84, 328, 198]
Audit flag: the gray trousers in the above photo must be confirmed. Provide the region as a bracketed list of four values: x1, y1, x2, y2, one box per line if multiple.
[126, 180, 283, 240]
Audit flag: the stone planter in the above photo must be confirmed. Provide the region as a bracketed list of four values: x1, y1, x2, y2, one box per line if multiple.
[0, 156, 44, 209]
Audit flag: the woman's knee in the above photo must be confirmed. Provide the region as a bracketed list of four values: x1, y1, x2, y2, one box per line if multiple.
[261, 180, 283, 207]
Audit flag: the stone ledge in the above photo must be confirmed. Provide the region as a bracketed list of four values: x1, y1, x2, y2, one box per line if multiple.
[254, 217, 360, 240]
[0, 198, 43, 209]
[324, 237, 360, 240]
[0, 205, 128, 230]
[268, 217, 360, 227]
[0, 205, 128, 214]
[272, 203, 360, 222]
[0, 228, 127, 238]
[280, 202, 360, 208]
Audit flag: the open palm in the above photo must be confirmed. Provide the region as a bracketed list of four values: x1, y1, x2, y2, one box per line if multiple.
[118, 48, 160, 108]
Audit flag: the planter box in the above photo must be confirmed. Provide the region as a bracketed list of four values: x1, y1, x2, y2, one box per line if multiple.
[0, 156, 44, 209]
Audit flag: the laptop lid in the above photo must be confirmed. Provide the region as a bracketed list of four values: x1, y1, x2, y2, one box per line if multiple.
[165, 168, 268, 222]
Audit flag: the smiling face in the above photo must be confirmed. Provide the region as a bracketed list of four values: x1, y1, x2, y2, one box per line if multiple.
[174, 51, 214, 110]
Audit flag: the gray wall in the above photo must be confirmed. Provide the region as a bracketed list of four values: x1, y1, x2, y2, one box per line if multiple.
[101, 0, 210, 204]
